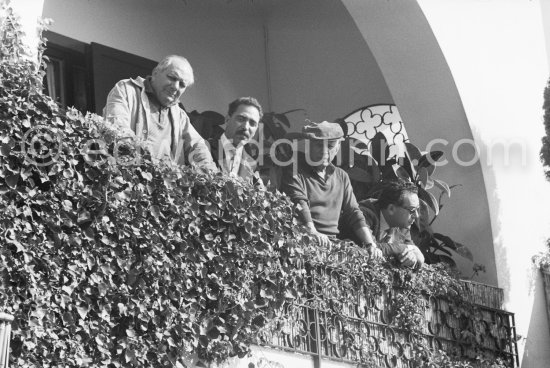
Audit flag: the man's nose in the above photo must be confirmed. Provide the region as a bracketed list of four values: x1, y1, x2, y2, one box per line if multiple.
[242, 120, 252, 131]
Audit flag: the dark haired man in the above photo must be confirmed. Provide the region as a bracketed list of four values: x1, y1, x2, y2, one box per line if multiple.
[210, 97, 263, 181]
[358, 180, 425, 268]
[103, 55, 216, 171]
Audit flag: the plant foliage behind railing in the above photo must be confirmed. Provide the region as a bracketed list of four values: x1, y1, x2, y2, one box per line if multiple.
[0, 5, 513, 368]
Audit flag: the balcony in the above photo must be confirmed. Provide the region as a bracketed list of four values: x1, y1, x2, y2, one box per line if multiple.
[249, 245, 518, 368]
[0, 29, 517, 365]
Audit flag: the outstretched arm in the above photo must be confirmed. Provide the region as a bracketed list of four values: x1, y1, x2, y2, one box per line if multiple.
[354, 226, 383, 260]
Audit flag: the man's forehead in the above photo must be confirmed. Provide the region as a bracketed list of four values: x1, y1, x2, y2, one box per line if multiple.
[165, 61, 192, 77]
[233, 104, 260, 116]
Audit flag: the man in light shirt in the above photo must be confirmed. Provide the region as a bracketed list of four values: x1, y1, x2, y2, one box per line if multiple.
[103, 55, 217, 171]
[211, 97, 263, 181]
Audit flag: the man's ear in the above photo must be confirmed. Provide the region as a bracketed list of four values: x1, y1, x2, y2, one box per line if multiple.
[386, 203, 397, 215]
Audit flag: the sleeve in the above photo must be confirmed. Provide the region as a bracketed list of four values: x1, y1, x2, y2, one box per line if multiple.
[359, 201, 379, 230]
[280, 168, 312, 224]
[378, 241, 408, 257]
[178, 112, 218, 172]
[103, 81, 135, 138]
[339, 171, 367, 232]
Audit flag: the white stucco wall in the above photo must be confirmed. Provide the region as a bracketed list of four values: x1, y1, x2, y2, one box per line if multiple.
[264, 0, 393, 130]
[42, 0, 269, 115]
[416, 1, 550, 367]
[541, 0, 550, 71]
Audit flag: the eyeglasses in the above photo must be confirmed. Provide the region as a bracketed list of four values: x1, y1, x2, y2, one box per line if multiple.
[399, 205, 419, 215]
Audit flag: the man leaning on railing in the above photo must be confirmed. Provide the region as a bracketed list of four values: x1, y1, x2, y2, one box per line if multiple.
[280, 121, 381, 258]
[356, 180, 425, 269]
[281, 121, 424, 268]
[103, 55, 217, 172]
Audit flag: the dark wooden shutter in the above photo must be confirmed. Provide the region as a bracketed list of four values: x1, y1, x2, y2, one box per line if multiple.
[90, 42, 157, 114]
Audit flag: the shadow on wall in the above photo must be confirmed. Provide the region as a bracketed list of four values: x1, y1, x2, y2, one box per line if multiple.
[469, 125, 510, 292]
[522, 267, 550, 367]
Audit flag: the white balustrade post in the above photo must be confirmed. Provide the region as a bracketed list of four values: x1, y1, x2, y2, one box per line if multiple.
[0, 313, 14, 368]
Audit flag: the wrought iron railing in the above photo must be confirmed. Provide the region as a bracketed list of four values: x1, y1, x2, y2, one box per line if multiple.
[257, 263, 518, 368]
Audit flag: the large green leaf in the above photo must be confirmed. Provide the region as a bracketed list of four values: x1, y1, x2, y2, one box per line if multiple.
[415, 200, 433, 233]
[400, 152, 416, 181]
[393, 164, 411, 182]
[433, 179, 451, 198]
[433, 233, 474, 261]
[416, 167, 429, 189]
[418, 187, 439, 216]
[432, 254, 457, 268]
[417, 151, 444, 176]
[405, 142, 422, 163]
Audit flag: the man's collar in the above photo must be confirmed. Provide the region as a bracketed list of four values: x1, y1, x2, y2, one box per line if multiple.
[379, 210, 391, 236]
[303, 162, 336, 176]
[220, 134, 234, 151]
[144, 76, 154, 94]
[144, 77, 164, 108]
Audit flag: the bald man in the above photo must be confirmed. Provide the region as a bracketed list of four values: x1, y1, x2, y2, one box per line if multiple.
[104, 55, 216, 171]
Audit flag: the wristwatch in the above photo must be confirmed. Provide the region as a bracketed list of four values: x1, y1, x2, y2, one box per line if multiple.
[361, 242, 374, 249]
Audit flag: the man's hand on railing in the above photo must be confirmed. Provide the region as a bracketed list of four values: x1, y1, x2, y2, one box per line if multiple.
[369, 244, 383, 261]
[398, 244, 424, 269]
[305, 223, 332, 247]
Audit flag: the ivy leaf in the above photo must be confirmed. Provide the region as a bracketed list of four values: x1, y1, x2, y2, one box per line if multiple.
[77, 210, 91, 225]
[76, 305, 89, 320]
[0, 144, 11, 156]
[141, 171, 152, 181]
[5, 173, 19, 188]
[125, 348, 136, 363]
[206, 327, 220, 339]
[150, 205, 161, 218]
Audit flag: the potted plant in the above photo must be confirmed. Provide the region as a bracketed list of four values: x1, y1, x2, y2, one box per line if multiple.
[338, 129, 474, 268]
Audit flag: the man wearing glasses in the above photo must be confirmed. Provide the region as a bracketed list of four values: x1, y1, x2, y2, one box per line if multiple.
[210, 97, 263, 182]
[357, 180, 425, 269]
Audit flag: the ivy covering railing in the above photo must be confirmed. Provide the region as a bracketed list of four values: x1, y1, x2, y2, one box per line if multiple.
[256, 248, 518, 367]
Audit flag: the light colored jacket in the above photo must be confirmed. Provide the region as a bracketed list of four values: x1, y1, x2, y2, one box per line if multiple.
[103, 77, 217, 171]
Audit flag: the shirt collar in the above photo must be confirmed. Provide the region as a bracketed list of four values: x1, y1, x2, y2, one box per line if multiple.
[304, 162, 336, 177]
[379, 210, 391, 239]
[144, 77, 164, 109]
[220, 134, 244, 174]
